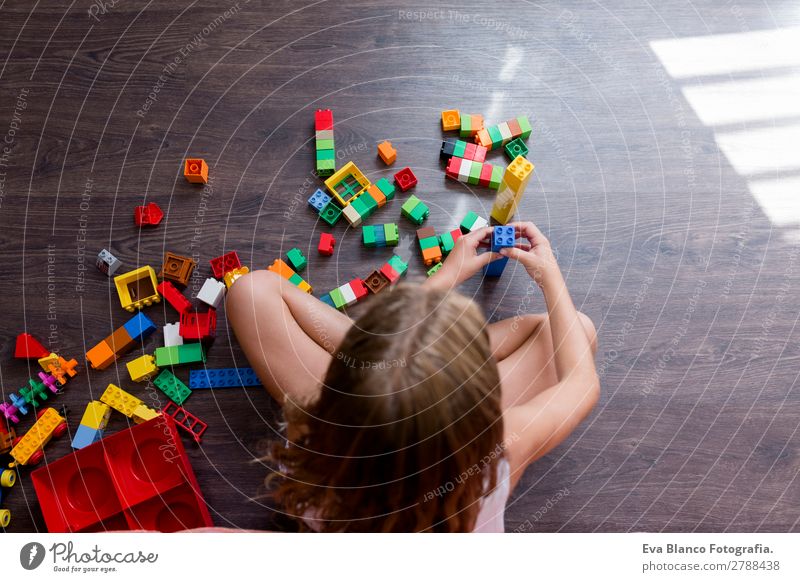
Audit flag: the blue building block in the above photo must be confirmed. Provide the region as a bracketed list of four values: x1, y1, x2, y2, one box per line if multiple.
[122, 312, 157, 343]
[319, 293, 336, 308]
[71, 423, 103, 449]
[308, 189, 331, 213]
[484, 226, 515, 277]
[189, 367, 261, 389]
[373, 227, 386, 247]
[8, 393, 28, 416]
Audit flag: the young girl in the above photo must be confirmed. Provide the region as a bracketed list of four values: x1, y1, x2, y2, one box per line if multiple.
[226, 222, 599, 532]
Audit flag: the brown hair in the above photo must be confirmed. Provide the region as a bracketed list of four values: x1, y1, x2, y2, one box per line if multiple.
[269, 284, 504, 532]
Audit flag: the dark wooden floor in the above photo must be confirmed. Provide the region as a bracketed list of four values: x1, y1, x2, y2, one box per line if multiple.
[1, 0, 798, 532]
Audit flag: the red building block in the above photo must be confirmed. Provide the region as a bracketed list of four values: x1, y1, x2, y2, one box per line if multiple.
[318, 233, 335, 256]
[179, 310, 217, 341]
[209, 251, 241, 279]
[162, 402, 208, 444]
[14, 333, 49, 359]
[379, 263, 400, 284]
[349, 278, 369, 301]
[314, 109, 333, 131]
[133, 202, 164, 226]
[393, 167, 418, 192]
[157, 281, 192, 315]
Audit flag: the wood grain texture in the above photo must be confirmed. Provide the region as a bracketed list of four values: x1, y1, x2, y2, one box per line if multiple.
[0, 0, 798, 532]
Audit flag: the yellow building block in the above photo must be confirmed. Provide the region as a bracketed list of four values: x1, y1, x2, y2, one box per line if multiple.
[490, 156, 535, 225]
[324, 161, 370, 207]
[79, 401, 111, 431]
[441, 109, 461, 131]
[223, 266, 250, 288]
[132, 403, 160, 424]
[126, 354, 158, 382]
[38, 353, 59, 372]
[10, 408, 66, 467]
[114, 266, 161, 312]
[501, 155, 534, 191]
[100, 383, 143, 418]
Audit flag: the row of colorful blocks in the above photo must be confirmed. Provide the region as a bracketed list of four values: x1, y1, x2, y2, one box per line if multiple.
[475, 115, 532, 150]
[362, 223, 399, 247]
[268, 258, 312, 293]
[440, 138, 488, 163]
[460, 113, 484, 138]
[86, 312, 157, 370]
[445, 157, 505, 190]
[319, 255, 409, 310]
[340, 177, 396, 227]
[315, 109, 335, 176]
[320, 278, 369, 310]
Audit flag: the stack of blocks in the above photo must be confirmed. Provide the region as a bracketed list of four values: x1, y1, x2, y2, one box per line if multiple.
[315, 109, 335, 176]
[86, 312, 157, 370]
[71, 401, 111, 450]
[267, 259, 312, 293]
[401, 195, 430, 225]
[320, 278, 369, 310]
[484, 226, 516, 277]
[475, 115, 532, 150]
[460, 211, 489, 234]
[438, 228, 463, 255]
[189, 367, 260, 389]
[440, 139, 488, 163]
[490, 155, 535, 225]
[362, 223, 399, 247]
[445, 157, 504, 189]
[417, 227, 443, 267]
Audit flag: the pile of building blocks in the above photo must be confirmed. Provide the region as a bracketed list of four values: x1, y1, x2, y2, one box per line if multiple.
[9, 407, 69, 467]
[268, 259, 312, 293]
[184, 158, 209, 183]
[286, 248, 307, 271]
[315, 109, 335, 176]
[401, 195, 430, 225]
[440, 138, 488, 163]
[377, 140, 396, 165]
[1, 351, 78, 425]
[31, 415, 213, 532]
[475, 115, 532, 150]
[154, 343, 206, 367]
[318, 232, 335, 256]
[441, 109, 461, 131]
[96, 249, 123, 276]
[126, 354, 158, 382]
[362, 223, 399, 247]
[86, 312, 157, 370]
[460, 211, 489, 234]
[160, 252, 196, 286]
[460, 113, 484, 138]
[490, 155, 535, 225]
[71, 401, 111, 450]
[114, 266, 161, 311]
[134, 202, 163, 227]
[153, 369, 192, 405]
[445, 157, 504, 190]
[14, 333, 49, 359]
[100, 384, 159, 424]
[189, 367, 260, 389]
[417, 227, 443, 267]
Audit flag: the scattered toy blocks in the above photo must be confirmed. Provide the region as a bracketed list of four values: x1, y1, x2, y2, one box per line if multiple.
[401, 195, 430, 225]
[460, 113, 484, 138]
[153, 369, 191, 405]
[286, 248, 307, 272]
[377, 141, 397, 165]
[475, 115, 531, 150]
[484, 226, 516, 277]
[197, 277, 226, 308]
[318, 233, 335, 256]
[223, 266, 250, 288]
[490, 155, 535, 224]
[393, 167, 417, 191]
[209, 251, 241, 279]
[460, 211, 489, 234]
[326, 278, 369, 310]
[96, 249, 122, 276]
[179, 310, 217, 342]
[114, 266, 160, 311]
[308, 188, 331, 213]
[267, 259, 312, 293]
[324, 161, 370, 207]
[157, 280, 192, 315]
[184, 158, 209, 183]
[134, 202, 164, 227]
[441, 109, 461, 131]
[100, 384, 147, 418]
[189, 367, 261, 389]
[315, 109, 336, 176]
[14, 333, 49, 359]
[163, 322, 183, 347]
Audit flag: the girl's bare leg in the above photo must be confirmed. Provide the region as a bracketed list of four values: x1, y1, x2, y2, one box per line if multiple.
[226, 270, 353, 406]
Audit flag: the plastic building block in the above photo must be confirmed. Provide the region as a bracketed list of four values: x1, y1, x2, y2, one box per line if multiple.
[475, 115, 531, 150]
[189, 367, 260, 389]
[324, 161, 370, 206]
[318, 233, 335, 256]
[388, 255, 408, 276]
[45, 356, 78, 386]
[20, 377, 52, 407]
[179, 310, 217, 342]
[364, 270, 390, 294]
[38, 352, 59, 372]
[268, 259, 312, 293]
[78, 401, 111, 431]
[176, 343, 206, 365]
[122, 312, 158, 342]
[445, 157, 503, 190]
[184, 158, 209, 183]
[15, 333, 49, 359]
[197, 277, 226, 308]
[114, 266, 160, 312]
[315, 108, 333, 131]
[504, 137, 529, 161]
[162, 402, 207, 444]
[417, 227, 443, 267]
[484, 226, 515, 277]
[126, 354, 158, 382]
[286, 248, 307, 272]
[319, 293, 335, 308]
[96, 249, 122, 276]
[100, 384, 145, 418]
[362, 223, 398, 248]
[153, 369, 191, 405]
[460, 211, 489, 234]
[378, 255, 408, 285]
[308, 188, 331, 212]
[401, 195, 430, 225]
[319, 200, 342, 226]
[223, 266, 250, 288]
[160, 252, 196, 286]
[315, 109, 335, 176]
[154, 346, 180, 367]
[155, 280, 190, 315]
[440, 139, 488, 163]
[209, 251, 241, 279]
[460, 113, 484, 138]
[9, 408, 68, 467]
[377, 141, 397, 165]
[134, 202, 163, 227]
[32, 415, 213, 532]
[427, 262, 444, 277]
[441, 109, 461, 131]
[163, 322, 183, 347]
[393, 167, 417, 192]
[325, 279, 369, 310]
[375, 177, 396, 200]
[38, 372, 59, 393]
[86, 340, 115, 370]
[491, 155, 535, 224]
[71, 424, 103, 450]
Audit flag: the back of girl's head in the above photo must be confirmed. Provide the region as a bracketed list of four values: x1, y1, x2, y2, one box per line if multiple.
[271, 283, 504, 532]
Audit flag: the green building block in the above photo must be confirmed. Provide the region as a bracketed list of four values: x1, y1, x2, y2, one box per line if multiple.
[329, 287, 346, 309]
[320, 201, 342, 225]
[388, 255, 408, 276]
[459, 116, 472, 138]
[288, 273, 303, 287]
[176, 343, 205, 365]
[453, 140, 466, 158]
[315, 149, 335, 162]
[154, 346, 181, 367]
[468, 162, 482, 185]
[504, 137, 528, 161]
[489, 166, 504, 190]
[384, 223, 399, 246]
[427, 262, 444, 277]
[375, 177, 395, 200]
[315, 138, 334, 150]
[350, 196, 370, 219]
[316, 160, 335, 176]
[153, 369, 191, 405]
[439, 231, 455, 254]
[401, 195, 429, 225]
[286, 248, 307, 272]
[419, 236, 439, 250]
[362, 226, 376, 247]
[517, 115, 532, 139]
[488, 126, 504, 148]
[361, 191, 379, 215]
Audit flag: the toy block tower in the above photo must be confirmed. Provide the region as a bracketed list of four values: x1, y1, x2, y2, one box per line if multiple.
[490, 156, 535, 225]
[484, 226, 515, 277]
[315, 109, 335, 176]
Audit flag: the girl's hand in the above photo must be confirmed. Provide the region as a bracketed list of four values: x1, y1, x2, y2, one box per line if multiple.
[425, 226, 502, 290]
[499, 222, 561, 288]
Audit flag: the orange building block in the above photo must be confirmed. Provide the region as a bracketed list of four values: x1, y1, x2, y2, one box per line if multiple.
[267, 259, 294, 279]
[377, 141, 397, 165]
[184, 159, 208, 184]
[441, 109, 460, 131]
[86, 341, 115, 370]
[421, 247, 443, 266]
[366, 184, 386, 207]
